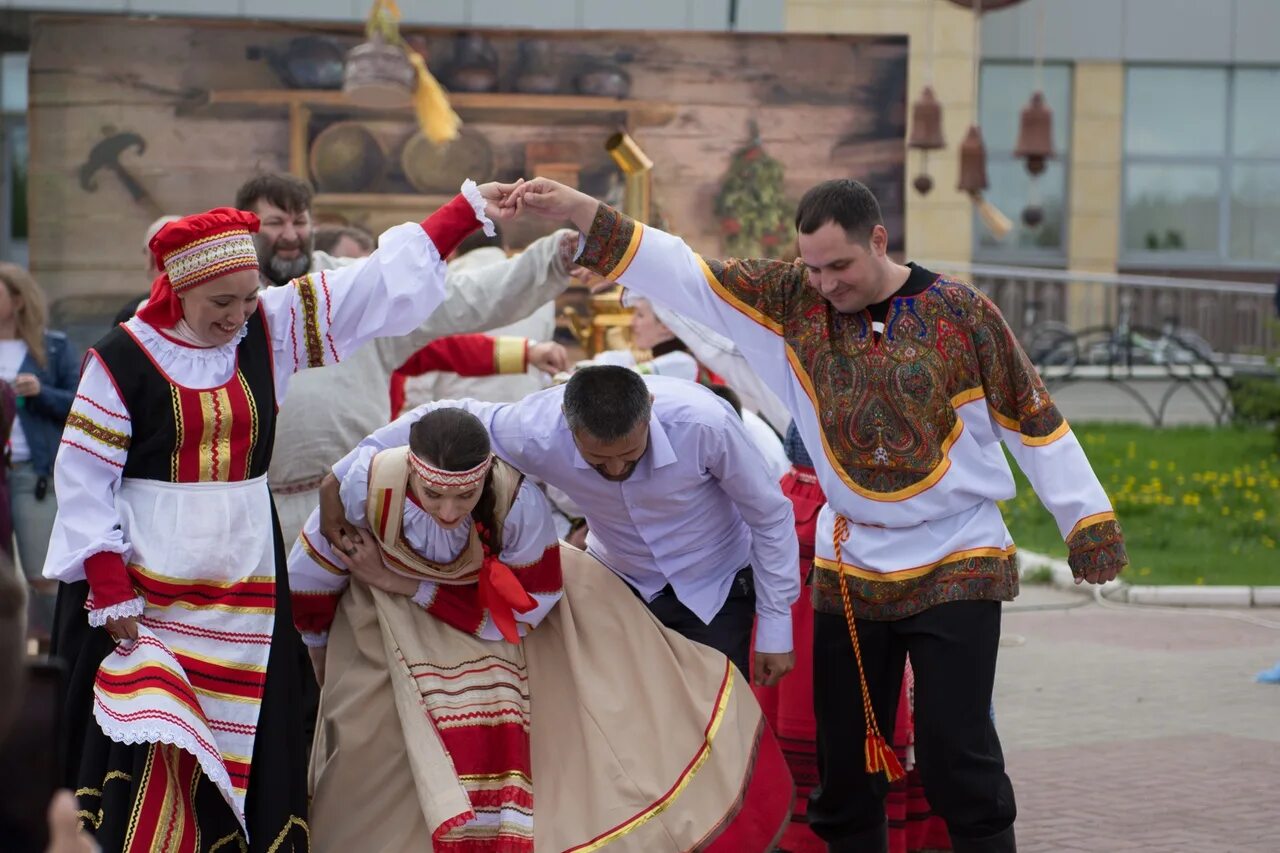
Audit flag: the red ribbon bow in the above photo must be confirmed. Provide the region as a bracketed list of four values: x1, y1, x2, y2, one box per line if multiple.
[477, 556, 537, 644]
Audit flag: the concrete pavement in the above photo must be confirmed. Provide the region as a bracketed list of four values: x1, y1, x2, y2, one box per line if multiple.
[994, 586, 1280, 852]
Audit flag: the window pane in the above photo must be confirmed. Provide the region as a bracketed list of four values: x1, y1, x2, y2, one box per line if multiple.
[1123, 164, 1220, 253]
[1230, 165, 1280, 263]
[6, 123, 26, 242]
[1233, 68, 1280, 158]
[977, 157, 1067, 252]
[1, 54, 27, 114]
[1125, 67, 1227, 156]
[979, 63, 1072, 155]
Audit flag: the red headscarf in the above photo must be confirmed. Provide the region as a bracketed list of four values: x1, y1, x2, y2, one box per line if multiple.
[136, 207, 261, 329]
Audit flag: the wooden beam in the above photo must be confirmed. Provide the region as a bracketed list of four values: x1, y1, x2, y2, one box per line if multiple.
[203, 89, 679, 127]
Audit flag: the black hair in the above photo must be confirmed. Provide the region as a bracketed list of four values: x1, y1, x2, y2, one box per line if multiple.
[408, 408, 501, 554]
[454, 221, 505, 257]
[794, 179, 884, 244]
[234, 173, 314, 216]
[562, 365, 651, 441]
[705, 383, 743, 418]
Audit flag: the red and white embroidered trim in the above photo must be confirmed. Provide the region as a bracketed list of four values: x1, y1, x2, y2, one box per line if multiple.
[409, 453, 493, 490]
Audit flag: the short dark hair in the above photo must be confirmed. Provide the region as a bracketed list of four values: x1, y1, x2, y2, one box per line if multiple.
[563, 366, 651, 441]
[314, 225, 375, 255]
[705, 383, 743, 418]
[794, 179, 883, 244]
[408, 407, 502, 553]
[234, 173, 313, 216]
[454, 221, 505, 258]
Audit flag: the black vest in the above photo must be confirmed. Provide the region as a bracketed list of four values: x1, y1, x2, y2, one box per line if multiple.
[92, 311, 277, 483]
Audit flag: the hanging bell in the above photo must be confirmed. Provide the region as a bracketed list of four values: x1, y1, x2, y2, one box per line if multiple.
[913, 174, 935, 195]
[957, 125, 989, 194]
[908, 86, 945, 151]
[1014, 91, 1054, 176]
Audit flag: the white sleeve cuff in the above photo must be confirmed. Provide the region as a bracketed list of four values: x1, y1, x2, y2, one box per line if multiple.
[412, 581, 439, 609]
[301, 631, 329, 648]
[87, 596, 145, 627]
[753, 613, 794, 655]
[460, 179, 497, 237]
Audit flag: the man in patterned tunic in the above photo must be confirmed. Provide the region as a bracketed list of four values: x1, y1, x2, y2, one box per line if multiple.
[509, 176, 1128, 853]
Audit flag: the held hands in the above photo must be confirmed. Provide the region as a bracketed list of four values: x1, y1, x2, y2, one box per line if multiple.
[474, 179, 527, 222]
[476, 177, 600, 232]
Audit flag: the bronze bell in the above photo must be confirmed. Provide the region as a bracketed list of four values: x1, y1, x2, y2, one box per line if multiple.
[908, 87, 945, 151]
[1014, 91, 1054, 176]
[957, 125, 989, 194]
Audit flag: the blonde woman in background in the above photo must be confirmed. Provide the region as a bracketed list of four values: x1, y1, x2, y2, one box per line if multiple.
[0, 264, 78, 649]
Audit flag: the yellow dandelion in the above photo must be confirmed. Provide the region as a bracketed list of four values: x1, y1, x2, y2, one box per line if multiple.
[1253, 509, 1267, 522]
[1138, 567, 1152, 576]
[1194, 577, 1205, 585]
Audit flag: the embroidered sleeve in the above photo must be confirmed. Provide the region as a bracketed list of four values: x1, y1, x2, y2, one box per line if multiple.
[969, 290, 1128, 579]
[573, 203, 804, 416]
[286, 508, 351, 644]
[1064, 514, 1129, 581]
[576, 203, 801, 333]
[44, 354, 135, 610]
[259, 218, 450, 396]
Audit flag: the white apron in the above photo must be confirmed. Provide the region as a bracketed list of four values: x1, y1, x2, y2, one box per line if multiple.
[91, 475, 277, 834]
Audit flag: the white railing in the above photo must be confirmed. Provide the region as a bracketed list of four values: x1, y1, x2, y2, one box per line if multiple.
[921, 260, 1277, 361]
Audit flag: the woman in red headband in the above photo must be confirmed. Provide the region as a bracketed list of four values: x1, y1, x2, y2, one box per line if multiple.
[44, 180, 517, 852]
[288, 406, 793, 853]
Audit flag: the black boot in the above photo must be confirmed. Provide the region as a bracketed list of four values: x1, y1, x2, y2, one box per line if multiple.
[950, 825, 1016, 853]
[826, 821, 888, 853]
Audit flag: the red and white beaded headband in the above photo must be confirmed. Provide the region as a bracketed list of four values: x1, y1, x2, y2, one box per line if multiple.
[409, 452, 492, 490]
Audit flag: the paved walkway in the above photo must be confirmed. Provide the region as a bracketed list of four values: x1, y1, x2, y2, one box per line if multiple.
[994, 586, 1280, 852]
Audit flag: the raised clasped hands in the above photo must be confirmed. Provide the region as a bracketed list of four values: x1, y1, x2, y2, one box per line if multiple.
[474, 178, 527, 222]
[478, 177, 600, 231]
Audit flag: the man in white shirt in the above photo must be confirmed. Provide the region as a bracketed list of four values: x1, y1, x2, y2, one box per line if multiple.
[321, 367, 800, 686]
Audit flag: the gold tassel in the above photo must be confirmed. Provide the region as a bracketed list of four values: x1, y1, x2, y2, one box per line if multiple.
[835, 515, 906, 784]
[407, 50, 461, 145]
[360, 0, 461, 143]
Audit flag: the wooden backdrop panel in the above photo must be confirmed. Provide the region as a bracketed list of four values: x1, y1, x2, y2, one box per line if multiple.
[28, 16, 906, 303]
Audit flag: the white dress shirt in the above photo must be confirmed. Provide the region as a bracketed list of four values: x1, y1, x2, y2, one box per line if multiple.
[333, 375, 800, 653]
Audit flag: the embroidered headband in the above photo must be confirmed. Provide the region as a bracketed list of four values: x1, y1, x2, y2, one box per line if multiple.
[148, 207, 261, 295]
[409, 452, 493, 491]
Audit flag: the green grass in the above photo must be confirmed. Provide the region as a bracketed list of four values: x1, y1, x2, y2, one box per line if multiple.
[999, 424, 1280, 586]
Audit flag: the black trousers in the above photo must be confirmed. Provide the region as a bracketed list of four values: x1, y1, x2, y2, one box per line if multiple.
[808, 600, 1016, 845]
[644, 566, 755, 677]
